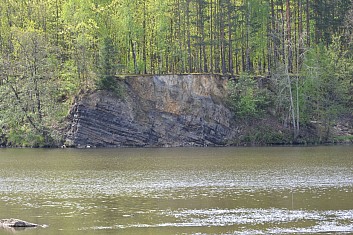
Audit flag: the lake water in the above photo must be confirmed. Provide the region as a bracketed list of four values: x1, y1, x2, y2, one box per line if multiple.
[0, 146, 353, 234]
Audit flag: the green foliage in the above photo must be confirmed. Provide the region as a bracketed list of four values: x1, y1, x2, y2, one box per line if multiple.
[228, 74, 269, 119]
[239, 125, 290, 145]
[59, 60, 81, 98]
[300, 36, 353, 139]
[1, 0, 352, 76]
[333, 135, 353, 143]
[1, 0, 353, 146]
[6, 125, 45, 148]
[96, 37, 123, 97]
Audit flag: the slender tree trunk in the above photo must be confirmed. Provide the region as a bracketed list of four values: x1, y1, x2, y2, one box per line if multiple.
[267, 11, 272, 73]
[202, 24, 208, 72]
[227, 1, 234, 75]
[283, 21, 298, 139]
[150, 29, 154, 74]
[220, 1, 226, 74]
[176, 0, 184, 73]
[143, 0, 147, 74]
[55, 0, 59, 46]
[280, 0, 286, 64]
[286, 0, 293, 73]
[245, 1, 251, 73]
[298, 0, 304, 57]
[286, 65, 297, 138]
[306, 0, 310, 47]
[270, 0, 278, 68]
[186, 0, 192, 72]
[197, 2, 202, 72]
[199, 1, 208, 73]
[214, 0, 220, 73]
[130, 34, 138, 74]
[210, 0, 214, 73]
[169, 18, 174, 73]
[295, 0, 304, 136]
[32, 41, 43, 122]
[34, 78, 42, 122]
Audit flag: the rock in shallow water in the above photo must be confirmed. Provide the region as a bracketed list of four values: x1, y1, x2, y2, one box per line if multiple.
[0, 218, 38, 227]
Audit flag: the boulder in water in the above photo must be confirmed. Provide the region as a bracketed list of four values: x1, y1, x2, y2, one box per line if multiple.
[0, 218, 38, 228]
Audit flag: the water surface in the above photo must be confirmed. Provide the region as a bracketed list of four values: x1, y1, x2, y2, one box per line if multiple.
[0, 146, 353, 234]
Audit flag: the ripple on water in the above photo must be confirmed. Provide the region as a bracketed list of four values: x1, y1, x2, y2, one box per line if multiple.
[95, 208, 353, 234]
[1, 147, 353, 234]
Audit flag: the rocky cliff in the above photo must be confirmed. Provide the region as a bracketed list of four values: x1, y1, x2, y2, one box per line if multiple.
[65, 74, 237, 148]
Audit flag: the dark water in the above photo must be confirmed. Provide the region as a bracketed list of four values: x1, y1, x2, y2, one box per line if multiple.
[0, 146, 352, 234]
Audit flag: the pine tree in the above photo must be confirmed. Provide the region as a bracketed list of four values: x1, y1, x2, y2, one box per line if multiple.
[96, 37, 121, 96]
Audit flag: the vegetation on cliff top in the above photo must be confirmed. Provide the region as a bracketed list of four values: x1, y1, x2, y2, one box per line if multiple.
[1, 0, 353, 147]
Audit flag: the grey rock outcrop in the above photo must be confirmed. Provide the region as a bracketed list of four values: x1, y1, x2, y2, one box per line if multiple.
[66, 74, 236, 147]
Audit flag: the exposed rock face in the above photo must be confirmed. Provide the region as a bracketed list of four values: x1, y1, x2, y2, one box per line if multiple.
[66, 74, 236, 147]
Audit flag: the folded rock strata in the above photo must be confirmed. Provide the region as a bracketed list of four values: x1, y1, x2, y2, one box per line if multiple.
[66, 74, 236, 148]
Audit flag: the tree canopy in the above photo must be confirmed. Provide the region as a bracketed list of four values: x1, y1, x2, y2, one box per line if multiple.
[1, 0, 353, 146]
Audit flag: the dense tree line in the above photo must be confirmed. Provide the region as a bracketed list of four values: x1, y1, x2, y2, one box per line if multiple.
[1, 0, 353, 146]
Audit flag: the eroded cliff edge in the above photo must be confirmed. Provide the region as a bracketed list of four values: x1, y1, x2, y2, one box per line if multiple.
[65, 74, 236, 147]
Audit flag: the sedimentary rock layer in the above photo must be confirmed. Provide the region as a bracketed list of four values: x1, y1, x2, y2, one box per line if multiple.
[66, 74, 236, 147]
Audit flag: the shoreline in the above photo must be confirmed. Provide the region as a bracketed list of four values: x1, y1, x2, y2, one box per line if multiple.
[1, 140, 352, 149]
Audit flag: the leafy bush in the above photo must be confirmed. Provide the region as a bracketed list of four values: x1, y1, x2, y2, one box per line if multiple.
[5, 125, 46, 147]
[227, 73, 269, 119]
[240, 126, 289, 145]
[299, 36, 353, 140]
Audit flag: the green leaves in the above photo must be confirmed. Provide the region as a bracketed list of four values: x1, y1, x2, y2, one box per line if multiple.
[228, 74, 269, 119]
[1, 0, 353, 146]
[299, 37, 353, 139]
[96, 37, 123, 96]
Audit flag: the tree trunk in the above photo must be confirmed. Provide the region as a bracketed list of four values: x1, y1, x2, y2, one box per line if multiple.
[186, 0, 192, 72]
[306, 0, 310, 47]
[143, 0, 147, 74]
[220, 4, 226, 74]
[210, 0, 214, 73]
[245, 1, 251, 73]
[227, 1, 234, 75]
[129, 33, 138, 74]
[286, 0, 293, 73]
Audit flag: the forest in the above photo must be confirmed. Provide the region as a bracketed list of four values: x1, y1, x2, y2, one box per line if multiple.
[1, 0, 353, 147]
